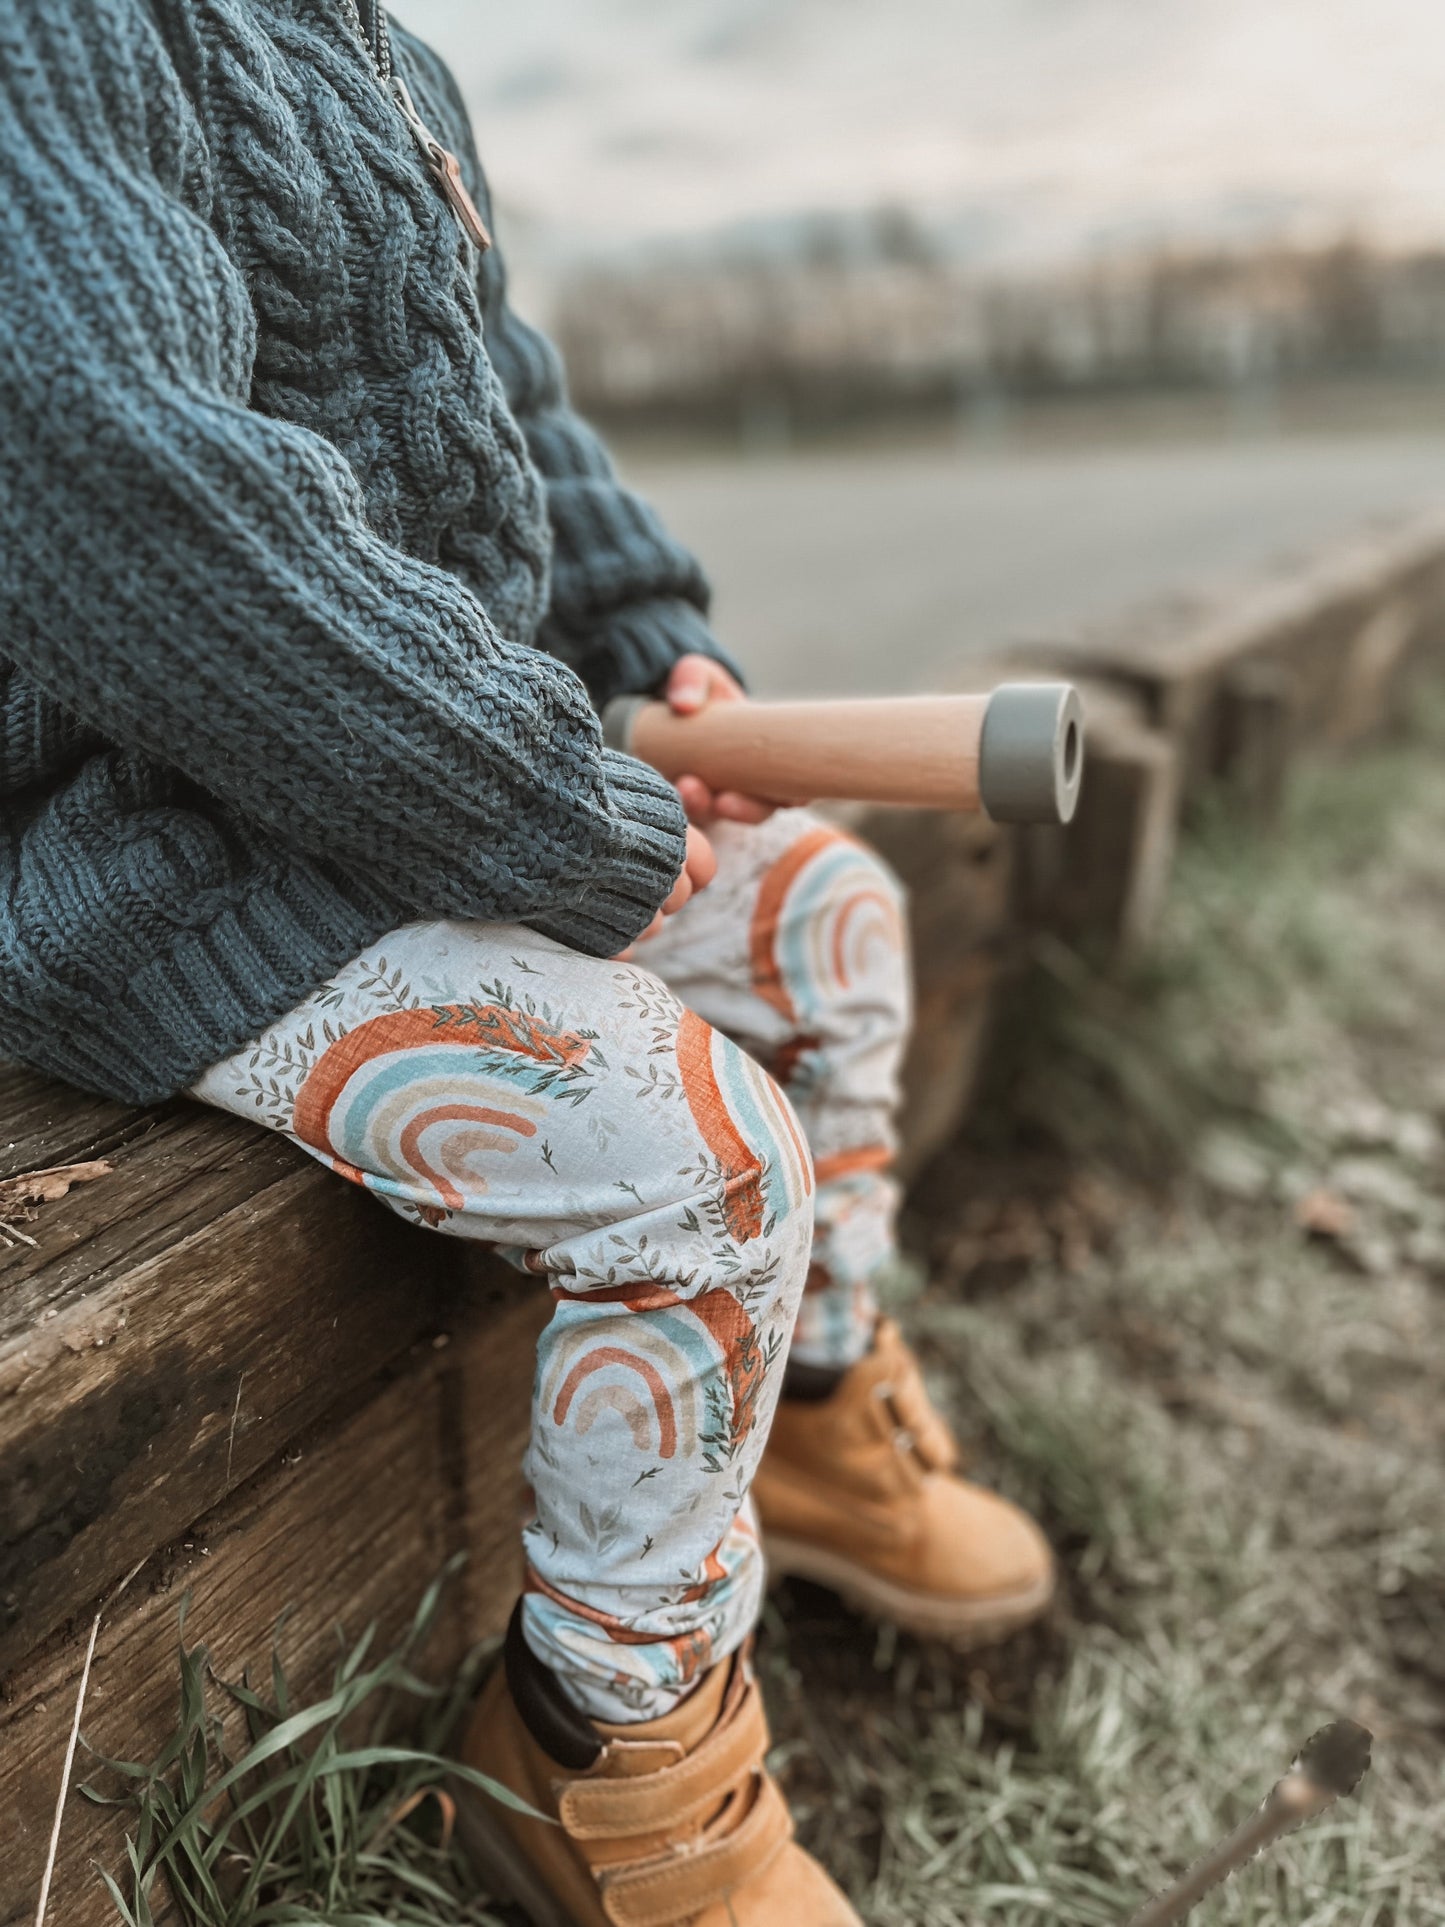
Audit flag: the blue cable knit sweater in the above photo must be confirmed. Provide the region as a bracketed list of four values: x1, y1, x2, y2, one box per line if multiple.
[0, 0, 740, 1104]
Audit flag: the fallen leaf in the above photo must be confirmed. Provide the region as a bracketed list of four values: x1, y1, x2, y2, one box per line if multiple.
[1295, 1187, 1356, 1241]
[0, 1160, 113, 1239]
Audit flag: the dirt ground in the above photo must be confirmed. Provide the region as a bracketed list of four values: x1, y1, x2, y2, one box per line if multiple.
[764, 694, 1445, 1924]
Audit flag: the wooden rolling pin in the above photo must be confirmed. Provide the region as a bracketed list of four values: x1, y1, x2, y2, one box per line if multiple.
[602, 683, 1085, 825]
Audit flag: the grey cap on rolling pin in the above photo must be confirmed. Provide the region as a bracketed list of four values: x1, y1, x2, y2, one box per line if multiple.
[601, 694, 648, 754]
[978, 682, 1085, 825]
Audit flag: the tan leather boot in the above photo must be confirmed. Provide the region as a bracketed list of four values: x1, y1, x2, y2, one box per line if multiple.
[753, 1319, 1054, 1645]
[457, 1606, 860, 1926]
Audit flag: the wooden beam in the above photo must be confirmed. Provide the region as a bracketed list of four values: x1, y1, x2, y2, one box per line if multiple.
[836, 803, 1014, 1178]
[1065, 512, 1445, 794]
[0, 1080, 469, 1676]
[0, 1290, 546, 1927]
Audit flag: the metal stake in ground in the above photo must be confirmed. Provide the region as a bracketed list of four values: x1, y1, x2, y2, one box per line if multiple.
[1122, 1721, 1373, 1927]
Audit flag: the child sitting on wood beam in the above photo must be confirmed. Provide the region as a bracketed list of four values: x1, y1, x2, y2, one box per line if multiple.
[0, 5, 1052, 1920]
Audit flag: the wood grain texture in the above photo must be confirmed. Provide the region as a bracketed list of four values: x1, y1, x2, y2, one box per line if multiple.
[0, 1073, 467, 1677]
[836, 801, 1014, 1178]
[0, 1291, 546, 1927]
[1064, 512, 1445, 794]
[629, 694, 990, 810]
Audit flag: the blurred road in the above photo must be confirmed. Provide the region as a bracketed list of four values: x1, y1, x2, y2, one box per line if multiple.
[627, 431, 1445, 694]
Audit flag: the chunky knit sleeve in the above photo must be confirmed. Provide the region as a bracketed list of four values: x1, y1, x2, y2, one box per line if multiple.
[482, 269, 750, 709]
[0, 3, 688, 961]
[395, 35, 748, 710]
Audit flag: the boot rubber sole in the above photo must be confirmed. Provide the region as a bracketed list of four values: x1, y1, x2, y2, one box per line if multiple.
[763, 1531, 1055, 1647]
[453, 1783, 587, 1927]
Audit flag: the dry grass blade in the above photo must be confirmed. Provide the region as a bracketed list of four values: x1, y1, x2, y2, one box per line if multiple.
[37, 1557, 147, 1927]
[369, 1786, 458, 1856]
[35, 1603, 102, 1927]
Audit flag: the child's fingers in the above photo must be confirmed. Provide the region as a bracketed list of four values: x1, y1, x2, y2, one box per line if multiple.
[664, 654, 745, 714]
[675, 774, 776, 826]
[675, 774, 717, 824]
[661, 870, 694, 917]
[712, 791, 778, 825]
[665, 660, 713, 714]
[686, 825, 718, 891]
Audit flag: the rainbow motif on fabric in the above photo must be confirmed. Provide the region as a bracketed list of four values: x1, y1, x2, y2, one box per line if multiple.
[675, 1008, 812, 1241]
[540, 1278, 769, 1464]
[750, 825, 906, 1029]
[524, 1517, 757, 1690]
[291, 1004, 591, 1216]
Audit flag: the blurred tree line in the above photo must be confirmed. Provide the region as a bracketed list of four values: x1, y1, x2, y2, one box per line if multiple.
[551, 214, 1445, 438]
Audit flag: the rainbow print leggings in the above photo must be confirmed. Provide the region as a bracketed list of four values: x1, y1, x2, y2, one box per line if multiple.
[194, 810, 910, 1722]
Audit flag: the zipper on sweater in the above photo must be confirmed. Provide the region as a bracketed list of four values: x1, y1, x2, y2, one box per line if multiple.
[340, 0, 493, 253]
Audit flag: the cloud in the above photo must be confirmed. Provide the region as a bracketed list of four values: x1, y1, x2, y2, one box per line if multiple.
[390, 0, 1445, 264]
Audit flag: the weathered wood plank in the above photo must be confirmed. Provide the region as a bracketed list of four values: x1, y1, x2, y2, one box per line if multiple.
[0, 1292, 546, 1927]
[1066, 512, 1445, 796]
[840, 802, 1015, 1178]
[0, 1147, 461, 1675]
[1061, 705, 1181, 952]
[1015, 679, 1183, 953]
[0, 1064, 171, 1184]
[0, 1112, 303, 1340]
[1214, 659, 1296, 822]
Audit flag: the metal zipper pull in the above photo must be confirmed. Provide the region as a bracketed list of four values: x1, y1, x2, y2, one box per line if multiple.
[388, 75, 493, 253]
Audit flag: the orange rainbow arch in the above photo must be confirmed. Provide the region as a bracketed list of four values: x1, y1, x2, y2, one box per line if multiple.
[675, 1009, 766, 1242]
[395, 1100, 536, 1210]
[831, 887, 905, 987]
[549, 1279, 765, 1448]
[748, 824, 848, 1022]
[292, 1002, 592, 1159]
[553, 1346, 679, 1458]
[679, 1540, 730, 1605]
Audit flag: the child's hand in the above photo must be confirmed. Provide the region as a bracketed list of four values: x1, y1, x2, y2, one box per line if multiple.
[665, 655, 778, 828]
[614, 825, 716, 957]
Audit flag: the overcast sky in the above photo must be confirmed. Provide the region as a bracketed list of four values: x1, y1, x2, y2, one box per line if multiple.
[390, 0, 1445, 273]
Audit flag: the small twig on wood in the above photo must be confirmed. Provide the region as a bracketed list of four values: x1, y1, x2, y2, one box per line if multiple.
[34, 1555, 147, 1927]
[0, 1161, 113, 1247]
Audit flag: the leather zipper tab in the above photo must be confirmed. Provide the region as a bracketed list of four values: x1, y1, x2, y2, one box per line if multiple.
[427, 145, 494, 254]
[388, 75, 493, 253]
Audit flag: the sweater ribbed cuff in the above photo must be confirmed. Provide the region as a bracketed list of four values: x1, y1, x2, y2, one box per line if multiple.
[11, 860, 401, 1105]
[529, 748, 688, 957]
[567, 599, 748, 710]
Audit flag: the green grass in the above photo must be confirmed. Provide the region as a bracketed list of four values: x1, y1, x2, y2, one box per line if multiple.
[86, 1563, 527, 1926]
[103, 701, 1445, 1925]
[977, 690, 1445, 1177]
[763, 697, 1445, 1923]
